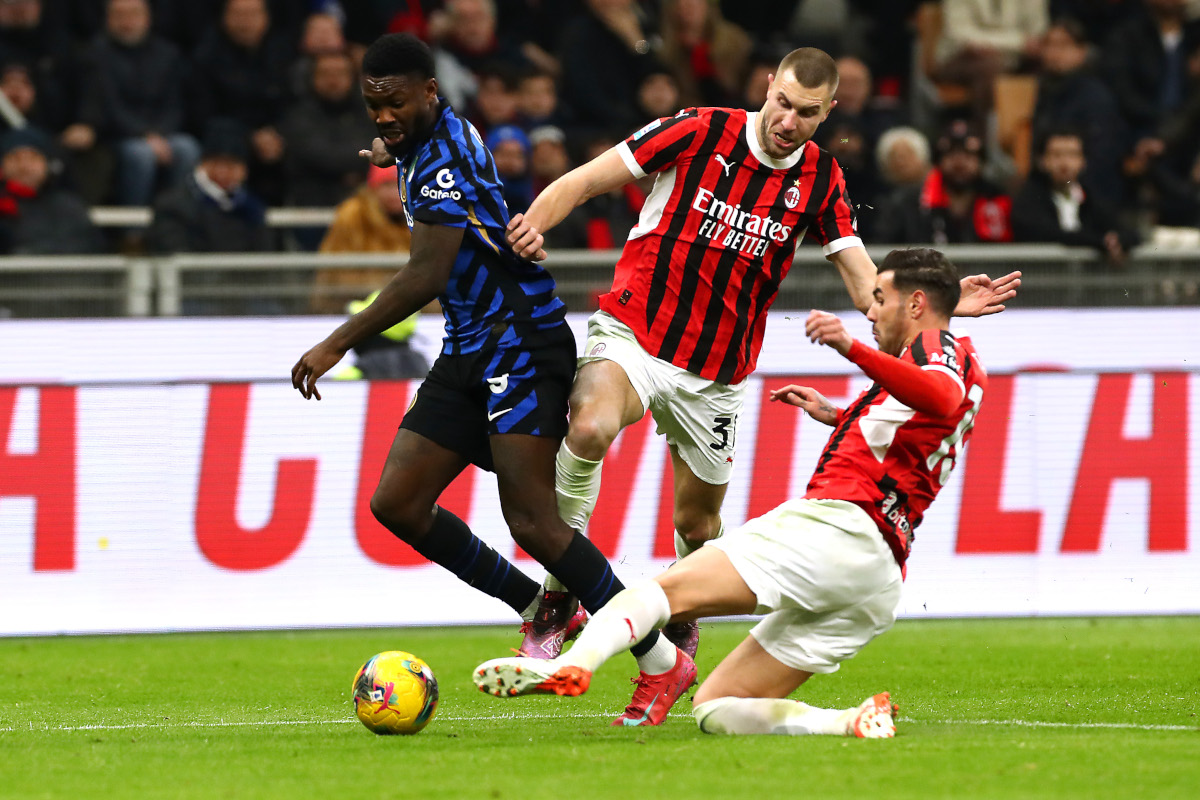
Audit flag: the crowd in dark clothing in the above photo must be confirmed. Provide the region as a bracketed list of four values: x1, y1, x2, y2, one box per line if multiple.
[0, 0, 1197, 263]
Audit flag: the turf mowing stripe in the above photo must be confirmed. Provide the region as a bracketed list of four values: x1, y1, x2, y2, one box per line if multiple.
[2, 715, 1196, 733]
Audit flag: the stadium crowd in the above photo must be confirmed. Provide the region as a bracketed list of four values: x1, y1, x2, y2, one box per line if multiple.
[0, 0, 1198, 267]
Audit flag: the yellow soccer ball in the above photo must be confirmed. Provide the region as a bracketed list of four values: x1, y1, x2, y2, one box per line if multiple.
[352, 651, 439, 735]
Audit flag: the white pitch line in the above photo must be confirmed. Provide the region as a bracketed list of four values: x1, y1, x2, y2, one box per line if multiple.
[1, 714, 1195, 734]
[936, 718, 1198, 732]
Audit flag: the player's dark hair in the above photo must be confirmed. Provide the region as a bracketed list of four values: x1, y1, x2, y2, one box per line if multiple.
[878, 248, 960, 319]
[777, 47, 839, 93]
[362, 33, 435, 80]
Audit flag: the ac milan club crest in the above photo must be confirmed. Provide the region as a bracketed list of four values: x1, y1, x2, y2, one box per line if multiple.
[784, 186, 801, 209]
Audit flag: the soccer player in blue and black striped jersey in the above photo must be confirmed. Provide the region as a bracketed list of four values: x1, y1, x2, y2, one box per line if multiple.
[292, 33, 673, 685]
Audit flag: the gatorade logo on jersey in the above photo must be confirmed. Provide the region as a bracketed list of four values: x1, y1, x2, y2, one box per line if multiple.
[420, 167, 463, 201]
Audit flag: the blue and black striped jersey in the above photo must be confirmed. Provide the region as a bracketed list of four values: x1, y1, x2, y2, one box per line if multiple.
[396, 99, 567, 355]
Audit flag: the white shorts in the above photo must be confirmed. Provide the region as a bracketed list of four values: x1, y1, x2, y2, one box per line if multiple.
[579, 311, 747, 485]
[708, 499, 903, 674]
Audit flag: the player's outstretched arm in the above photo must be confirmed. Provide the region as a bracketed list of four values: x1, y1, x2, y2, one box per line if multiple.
[770, 384, 841, 426]
[955, 270, 1022, 316]
[805, 310, 962, 417]
[291, 221, 462, 400]
[507, 147, 636, 261]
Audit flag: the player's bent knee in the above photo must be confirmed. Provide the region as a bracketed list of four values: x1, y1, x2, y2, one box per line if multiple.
[505, 513, 571, 563]
[369, 492, 425, 542]
[673, 512, 719, 548]
[564, 413, 619, 459]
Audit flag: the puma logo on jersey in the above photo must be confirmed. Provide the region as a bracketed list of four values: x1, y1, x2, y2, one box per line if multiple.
[715, 154, 734, 177]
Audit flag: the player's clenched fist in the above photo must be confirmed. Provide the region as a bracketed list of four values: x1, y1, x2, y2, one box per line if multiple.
[506, 213, 547, 261]
[804, 310, 853, 355]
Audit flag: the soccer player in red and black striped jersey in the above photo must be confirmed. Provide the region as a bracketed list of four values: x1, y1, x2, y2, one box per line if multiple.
[475, 247, 984, 738]
[504, 47, 1018, 725]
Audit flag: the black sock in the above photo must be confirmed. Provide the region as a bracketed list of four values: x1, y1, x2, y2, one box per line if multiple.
[544, 531, 660, 657]
[409, 507, 540, 616]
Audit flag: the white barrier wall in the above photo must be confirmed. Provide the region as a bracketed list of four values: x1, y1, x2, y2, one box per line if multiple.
[1, 310, 1197, 635]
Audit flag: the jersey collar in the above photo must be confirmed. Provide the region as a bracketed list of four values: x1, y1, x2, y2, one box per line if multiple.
[745, 111, 806, 170]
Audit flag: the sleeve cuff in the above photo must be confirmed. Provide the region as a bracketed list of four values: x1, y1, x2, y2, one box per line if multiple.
[616, 141, 647, 180]
[822, 236, 864, 257]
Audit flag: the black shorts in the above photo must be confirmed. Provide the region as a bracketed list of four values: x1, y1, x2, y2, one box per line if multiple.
[399, 323, 576, 472]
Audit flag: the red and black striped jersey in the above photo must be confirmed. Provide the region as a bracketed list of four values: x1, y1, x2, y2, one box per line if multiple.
[804, 330, 988, 569]
[602, 107, 861, 385]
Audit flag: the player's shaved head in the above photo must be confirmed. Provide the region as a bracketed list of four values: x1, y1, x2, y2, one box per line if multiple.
[878, 248, 960, 319]
[777, 47, 839, 94]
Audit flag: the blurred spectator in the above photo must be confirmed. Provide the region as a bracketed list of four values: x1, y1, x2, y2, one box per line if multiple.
[1050, 0, 1137, 44]
[875, 126, 932, 189]
[466, 63, 519, 135]
[147, 119, 273, 254]
[289, 12, 347, 97]
[933, 0, 1048, 125]
[817, 57, 903, 152]
[279, 51, 374, 209]
[1103, 0, 1200, 140]
[575, 133, 645, 250]
[1012, 127, 1138, 262]
[874, 120, 1013, 244]
[558, 0, 661, 135]
[636, 67, 683, 119]
[658, 0, 752, 107]
[494, 0, 581, 75]
[190, 0, 294, 203]
[787, 0, 862, 56]
[76, 0, 200, 207]
[1032, 17, 1126, 208]
[311, 163, 412, 314]
[868, 126, 933, 243]
[852, 0, 921, 96]
[437, 0, 528, 73]
[739, 50, 775, 110]
[1126, 41, 1200, 227]
[150, 0, 305, 55]
[486, 123, 532, 213]
[0, 125, 104, 254]
[0, 61, 59, 133]
[814, 56, 903, 224]
[0, 0, 74, 71]
[514, 68, 560, 129]
[528, 124, 571, 194]
[333, 290, 431, 380]
[0, 0, 76, 134]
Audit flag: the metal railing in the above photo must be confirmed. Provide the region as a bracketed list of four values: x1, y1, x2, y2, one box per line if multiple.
[1, 244, 1198, 319]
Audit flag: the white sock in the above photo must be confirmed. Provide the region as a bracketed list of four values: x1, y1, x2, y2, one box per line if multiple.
[555, 441, 603, 533]
[694, 696, 853, 736]
[674, 519, 724, 560]
[557, 581, 671, 673]
[633, 633, 678, 675]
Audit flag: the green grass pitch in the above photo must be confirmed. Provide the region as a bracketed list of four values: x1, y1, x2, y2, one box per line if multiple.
[1, 617, 1197, 799]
